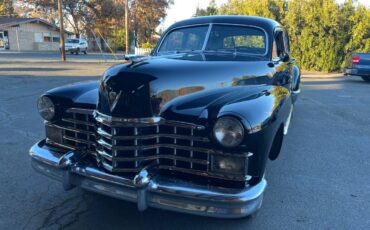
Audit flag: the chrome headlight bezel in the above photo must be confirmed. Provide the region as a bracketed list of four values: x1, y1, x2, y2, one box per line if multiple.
[37, 96, 56, 121]
[213, 116, 245, 148]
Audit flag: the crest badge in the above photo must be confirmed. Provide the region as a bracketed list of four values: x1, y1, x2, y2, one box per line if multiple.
[107, 89, 122, 112]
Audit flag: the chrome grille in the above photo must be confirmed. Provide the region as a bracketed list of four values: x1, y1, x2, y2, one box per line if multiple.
[94, 112, 211, 176]
[46, 108, 248, 183]
[46, 108, 96, 154]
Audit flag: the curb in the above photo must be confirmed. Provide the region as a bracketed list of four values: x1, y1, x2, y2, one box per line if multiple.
[301, 74, 343, 78]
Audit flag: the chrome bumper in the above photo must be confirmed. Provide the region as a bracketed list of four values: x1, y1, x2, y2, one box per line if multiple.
[30, 140, 267, 218]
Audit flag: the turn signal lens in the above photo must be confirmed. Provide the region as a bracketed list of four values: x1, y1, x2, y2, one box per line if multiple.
[211, 155, 246, 174]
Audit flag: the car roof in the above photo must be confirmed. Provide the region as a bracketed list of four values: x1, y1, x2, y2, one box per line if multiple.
[167, 15, 281, 32]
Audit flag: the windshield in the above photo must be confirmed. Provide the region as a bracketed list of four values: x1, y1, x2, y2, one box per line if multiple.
[158, 25, 267, 55]
[158, 26, 209, 53]
[66, 39, 79, 44]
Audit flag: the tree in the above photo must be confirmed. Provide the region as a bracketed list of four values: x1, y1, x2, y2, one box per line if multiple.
[0, 0, 15, 17]
[283, 0, 343, 71]
[344, 5, 370, 66]
[15, 2, 58, 24]
[195, 0, 218, 16]
[18, 0, 90, 37]
[130, 0, 173, 46]
[214, 0, 370, 72]
[219, 0, 281, 19]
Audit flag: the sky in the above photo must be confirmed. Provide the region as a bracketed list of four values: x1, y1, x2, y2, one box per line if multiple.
[161, 0, 228, 29]
[161, 0, 370, 30]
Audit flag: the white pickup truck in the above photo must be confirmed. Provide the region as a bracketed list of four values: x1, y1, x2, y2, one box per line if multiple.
[61, 38, 88, 55]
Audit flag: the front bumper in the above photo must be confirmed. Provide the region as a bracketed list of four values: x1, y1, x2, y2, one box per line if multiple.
[64, 47, 79, 52]
[30, 140, 266, 218]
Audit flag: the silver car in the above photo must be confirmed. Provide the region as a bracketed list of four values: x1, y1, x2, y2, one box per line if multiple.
[62, 38, 88, 55]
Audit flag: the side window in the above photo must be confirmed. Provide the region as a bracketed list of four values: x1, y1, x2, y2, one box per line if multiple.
[274, 30, 285, 58]
[223, 35, 265, 49]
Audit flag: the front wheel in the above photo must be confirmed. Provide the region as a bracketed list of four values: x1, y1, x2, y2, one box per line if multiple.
[361, 76, 370, 82]
[75, 48, 80, 55]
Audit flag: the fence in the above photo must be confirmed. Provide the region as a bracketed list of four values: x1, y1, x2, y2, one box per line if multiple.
[135, 47, 152, 56]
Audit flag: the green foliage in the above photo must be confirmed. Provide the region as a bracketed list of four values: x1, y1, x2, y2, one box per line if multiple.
[195, 0, 218, 16]
[0, 0, 15, 16]
[204, 0, 370, 72]
[110, 29, 128, 51]
[141, 42, 155, 49]
[344, 5, 370, 66]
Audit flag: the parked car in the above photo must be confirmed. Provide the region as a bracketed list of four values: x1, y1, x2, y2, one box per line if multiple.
[344, 53, 370, 82]
[30, 16, 300, 218]
[61, 38, 88, 55]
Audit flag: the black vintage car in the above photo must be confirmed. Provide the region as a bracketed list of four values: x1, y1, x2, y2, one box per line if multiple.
[30, 16, 300, 218]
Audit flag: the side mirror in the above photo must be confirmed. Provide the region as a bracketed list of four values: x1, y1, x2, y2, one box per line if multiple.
[281, 52, 290, 62]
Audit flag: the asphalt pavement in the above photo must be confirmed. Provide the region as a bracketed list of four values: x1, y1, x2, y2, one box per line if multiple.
[0, 52, 369, 230]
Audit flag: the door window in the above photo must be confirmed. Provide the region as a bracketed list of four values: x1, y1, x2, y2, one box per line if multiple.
[274, 30, 285, 58]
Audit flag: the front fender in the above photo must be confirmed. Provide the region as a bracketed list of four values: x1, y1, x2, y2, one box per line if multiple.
[218, 86, 291, 181]
[44, 81, 99, 110]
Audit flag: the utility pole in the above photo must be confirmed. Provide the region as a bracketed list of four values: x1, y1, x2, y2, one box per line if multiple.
[124, 0, 129, 55]
[58, 0, 66, 62]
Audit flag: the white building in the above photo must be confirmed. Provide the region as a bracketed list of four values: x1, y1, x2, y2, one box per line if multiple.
[0, 17, 73, 52]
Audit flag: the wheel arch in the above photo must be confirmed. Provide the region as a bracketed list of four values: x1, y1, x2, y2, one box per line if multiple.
[268, 123, 284, 161]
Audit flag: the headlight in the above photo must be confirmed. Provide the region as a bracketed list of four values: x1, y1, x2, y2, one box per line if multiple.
[37, 96, 55, 121]
[213, 116, 244, 147]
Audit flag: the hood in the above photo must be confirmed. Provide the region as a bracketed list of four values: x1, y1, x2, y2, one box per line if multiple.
[98, 53, 275, 119]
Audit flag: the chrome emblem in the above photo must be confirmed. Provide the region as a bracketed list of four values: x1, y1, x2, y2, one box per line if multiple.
[107, 89, 122, 112]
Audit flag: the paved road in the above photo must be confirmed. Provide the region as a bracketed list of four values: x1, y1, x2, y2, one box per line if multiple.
[0, 53, 369, 229]
[0, 51, 126, 61]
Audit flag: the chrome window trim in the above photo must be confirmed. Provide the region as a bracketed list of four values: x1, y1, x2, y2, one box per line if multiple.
[202, 23, 213, 51]
[155, 23, 270, 57]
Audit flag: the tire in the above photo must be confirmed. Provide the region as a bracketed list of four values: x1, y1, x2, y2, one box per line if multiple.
[75, 48, 80, 55]
[83, 50, 87, 55]
[361, 76, 370, 82]
[70, 51, 74, 55]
